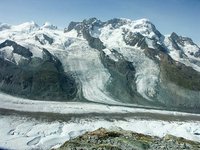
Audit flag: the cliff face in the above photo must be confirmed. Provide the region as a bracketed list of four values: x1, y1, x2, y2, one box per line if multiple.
[56, 128, 200, 150]
[0, 43, 77, 101]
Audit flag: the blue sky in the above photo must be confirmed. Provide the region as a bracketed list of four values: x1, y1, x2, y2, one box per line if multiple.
[0, 0, 199, 44]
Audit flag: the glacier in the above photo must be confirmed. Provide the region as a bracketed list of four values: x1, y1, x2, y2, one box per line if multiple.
[1, 17, 200, 149]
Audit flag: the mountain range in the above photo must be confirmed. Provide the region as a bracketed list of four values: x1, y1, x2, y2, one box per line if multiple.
[0, 18, 200, 113]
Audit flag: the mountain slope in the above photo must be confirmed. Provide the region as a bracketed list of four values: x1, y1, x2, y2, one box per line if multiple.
[0, 18, 200, 112]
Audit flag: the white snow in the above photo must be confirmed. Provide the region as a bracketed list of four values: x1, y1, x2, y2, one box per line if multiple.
[0, 19, 200, 150]
[89, 26, 101, 38]
[98, 21, 160, 100]
[100, 24, 126, 48]
[164, 36, 200, 72]
[100, 41, 159, 100]
[0, 46, 28, 64]
[145, 38, 155, 49]
[0, 19, 199, 105]
[155, 55, 161, 60]
[42, 22, 57, 30]
[124, 46, 160, 100]
[11, 21, 39, 33]
[0, 115, 200, 150]
[0, 46, 14, 60]
[103, 48, 112, 55]
[52, 38, 123, 105]
[65, 29, 78, 38]
[13, 53, 26, 64]
[102, 49, 119, 61]
[0, 88, 200, 150]
[119, 18, 159, 39]
[0, 22, 121, 105]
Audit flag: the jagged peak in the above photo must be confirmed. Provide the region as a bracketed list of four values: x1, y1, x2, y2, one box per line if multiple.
[66, 17, 155, 29]
[66, 17, 157, 31]
[170, 32, 179, 39]
[65, 17, 162, 41]
[42, 22, 57, 30]
[122, 18, 162, 39]
[83, 17, 102, 24]
[65, 18, 103, 32]
[107, 18, 153, 27]
[170, 32, 196, 46]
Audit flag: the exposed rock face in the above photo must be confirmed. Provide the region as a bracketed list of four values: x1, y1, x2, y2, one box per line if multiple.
[138, 40, 200, 110]
[100, 50, 146, 104]
[0, 40, 33, 58]
[35, 34, 54, 45]
[173, 32, 200, 58]
[56, 128, 200, 150]
[124, 32, 148, 49]
[0, 41, 77, 101]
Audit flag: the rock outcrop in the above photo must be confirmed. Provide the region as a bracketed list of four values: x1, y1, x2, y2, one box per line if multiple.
[56, 128, 200, 150]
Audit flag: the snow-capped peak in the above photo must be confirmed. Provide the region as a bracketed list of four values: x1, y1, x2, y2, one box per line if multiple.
[65, 17, 162, 41]
[127, 18, 161, 39]
[136, 18, 150, 22]
[164, 32, 200, 72]
[0, 17, 200, 113]
[83, 17, 102, 25]
[12, 21, 39, 32]
[42, 22, 57, 30]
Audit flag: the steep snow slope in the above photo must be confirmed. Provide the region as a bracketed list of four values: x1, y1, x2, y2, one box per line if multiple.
[164, 33, 200, 72]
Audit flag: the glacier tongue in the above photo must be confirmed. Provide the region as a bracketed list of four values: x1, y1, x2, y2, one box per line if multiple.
[53, 39, 121, 104]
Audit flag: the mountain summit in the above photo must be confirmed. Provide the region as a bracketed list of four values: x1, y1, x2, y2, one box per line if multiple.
[0, 18, 200, 112]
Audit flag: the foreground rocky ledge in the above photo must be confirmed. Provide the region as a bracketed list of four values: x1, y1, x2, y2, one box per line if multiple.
[55, 128, 200, 150]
